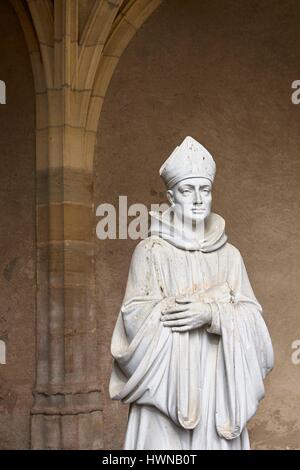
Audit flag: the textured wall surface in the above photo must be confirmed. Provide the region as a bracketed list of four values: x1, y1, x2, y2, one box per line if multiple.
[0, 0, 36, 449]
[1, 0, 299, 451]
[95, 0, 300, 450]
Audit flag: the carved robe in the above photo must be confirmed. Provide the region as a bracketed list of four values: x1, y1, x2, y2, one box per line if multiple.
[109, 212, 274, 450]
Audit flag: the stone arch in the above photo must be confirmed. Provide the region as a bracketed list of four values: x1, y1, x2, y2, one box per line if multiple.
[84, 0, 162, 169]
[11, 0, 162, 171]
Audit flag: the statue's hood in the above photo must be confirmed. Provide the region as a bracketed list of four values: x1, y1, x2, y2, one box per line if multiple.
[149, 208, 227, 252]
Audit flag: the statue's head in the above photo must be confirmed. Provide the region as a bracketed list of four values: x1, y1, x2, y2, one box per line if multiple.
[159, 136, 216, 224]
[167, 176, 212, 223]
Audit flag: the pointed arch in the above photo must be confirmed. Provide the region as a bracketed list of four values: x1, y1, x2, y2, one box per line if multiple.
[84, 0, 162, 169]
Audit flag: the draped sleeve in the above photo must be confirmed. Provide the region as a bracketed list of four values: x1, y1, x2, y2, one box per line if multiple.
[211, 244, 274, 439]
[109, 238, 163, 393]
[109, 238, 186, 425]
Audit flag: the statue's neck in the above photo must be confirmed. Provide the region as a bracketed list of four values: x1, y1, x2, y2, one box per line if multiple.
[172, 213, 206, 241]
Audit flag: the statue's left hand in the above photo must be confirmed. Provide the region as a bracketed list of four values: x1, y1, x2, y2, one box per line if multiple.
[161, 298, 212, 332]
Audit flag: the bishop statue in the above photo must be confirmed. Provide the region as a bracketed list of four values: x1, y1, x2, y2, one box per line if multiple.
[109, 136, 274, 450]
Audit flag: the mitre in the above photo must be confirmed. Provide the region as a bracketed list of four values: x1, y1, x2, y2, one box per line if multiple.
[159, 136, 216, 188]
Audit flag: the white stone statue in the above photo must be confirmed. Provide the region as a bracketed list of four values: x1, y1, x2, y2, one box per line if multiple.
[109, 136, 274, 450]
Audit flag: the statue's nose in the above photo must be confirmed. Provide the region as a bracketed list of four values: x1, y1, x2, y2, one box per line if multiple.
[194, 189, 202, 204]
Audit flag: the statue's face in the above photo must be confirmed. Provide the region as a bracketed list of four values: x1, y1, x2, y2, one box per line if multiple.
[167, 177, 212, 224]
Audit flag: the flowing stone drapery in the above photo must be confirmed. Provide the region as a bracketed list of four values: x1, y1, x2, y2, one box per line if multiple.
[110, 235, 274, 450]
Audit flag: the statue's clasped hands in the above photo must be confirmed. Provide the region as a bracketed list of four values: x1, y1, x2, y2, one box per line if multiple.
[161, 296, 212, 333]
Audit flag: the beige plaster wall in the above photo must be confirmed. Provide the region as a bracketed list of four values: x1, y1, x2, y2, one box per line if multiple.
[0, 0, 36, 450]
[95, 0, 300, 450]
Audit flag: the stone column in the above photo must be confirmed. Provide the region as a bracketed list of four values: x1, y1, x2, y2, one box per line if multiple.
[29, 0, 103, 449]
[11, 0, 161, 449]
